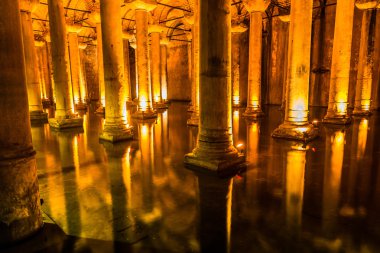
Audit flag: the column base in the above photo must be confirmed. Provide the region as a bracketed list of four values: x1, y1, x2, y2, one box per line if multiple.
[126, 100, 135, 108]
[42, 99, 51, 108]
[100, 124, 134, 143]
[75, 102, 87, 111]
[243, 108, 264, 119]
[132, 110, 157, 120]
[48, 116, 83, 130]
[153, 102, 169, 109]
[272, 122, 319, 143]
[188, 104, 194, 112]
[184, 152, 246, 177]
[187, 115, 199, 126]
[352, 109, 372, 117]
[163, 100, 170, 105]
[95, 105, 105, 115]
[30, 110, 48, 123]
[232, 103, 242, 108]
[0, 151, 43, 246]
[322, 115, 352, 125]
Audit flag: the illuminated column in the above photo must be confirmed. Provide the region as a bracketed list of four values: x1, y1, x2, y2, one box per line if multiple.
[20, 0, 48, 123]
[184, 0, 245, 174]
[231, 24, 247, 108]
[272, 0, 318, 142]
[126, 0, 157, 120]
[78, 43, 88, 104]
[353, 6, 377, 116]
[187, 0, 200, 126]
[122, 31, 133, 105]
[90, 7, 105, 114]
[47, 0, 83, 129]
[160, 37, 169, 103]
[130, 40, 139, 101]
[99, 0, 133, 142]
[35, 39, 53, 106]
[34, 39, 47, 103]
[0, 0, 42, 244]
[243, 0, 270, 118]
[149, 25, 166, 108]
[187, 32, 193, 112]
[279, 14, 290, 111]
[67, 22, 86, 110]
[323, 0, 355, 124]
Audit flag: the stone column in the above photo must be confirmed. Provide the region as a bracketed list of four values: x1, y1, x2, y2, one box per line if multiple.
[149, 25, 166, 109]
[187, 0, 200, 126]
[272, 0, 318, 142]
[78, 43, 88, 104]
[35, 39, 53, 106]
[353, 6, 377, 116]
[99, 0, 133, 142]
[20, 0, 48, 123]
[242, 0, 270, 119]
[48, 0, 83, 129]
[126, 0, 157, 120]
[122, 31, 133, 105]
[184, 0, 245, 174]
[323, 0, 355, 124]
[35, 39, 47, 103]
[279, 14, 290, 111]
[130, 40, 139, 102]
[231, 24, 247, 108]
[160, 37, 169, 103]
[186, 32, 193, 112]
[67, 22, 86, 110]
[0, 0, 42, 244]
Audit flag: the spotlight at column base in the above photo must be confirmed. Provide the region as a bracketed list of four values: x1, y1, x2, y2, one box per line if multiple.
[30, 110, 48, 124]
[243, 107, 264, 119]
[272, 122, 319, 143]
[187, 114, 199, 126]
[132, 110, 157, 120]
[48, 117, 83, 130]
[99, 124, 134, 143]
[322, 115, 352, 125]
[184, 152, 246, 177]
[352, 109, 372, 117]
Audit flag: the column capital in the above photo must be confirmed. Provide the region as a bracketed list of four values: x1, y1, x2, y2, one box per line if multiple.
[87, 2, 101, 23]
[278, 14, 290, 23]
[231, 23, 248, 33]
[160, 36, 170, 45]
[186, 32, 192, 41]
[66, 18, 82, 34]
[79, 43, 87, 50]
[355, 0, 380, 10]
[124, 0, 157, 12]
[242, 0, 270, 13]
[34, 35, 45, 47]
[20, 0, 40, 13]
[148, 24, 164, 34]
[122, 30, 134, 40]
[183, 12, 195, 26]
[130, 41, 137, 49]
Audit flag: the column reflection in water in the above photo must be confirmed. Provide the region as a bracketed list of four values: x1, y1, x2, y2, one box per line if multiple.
[197, 174, 233, 253]
[233, 109, 240, 146]
[285, 143, 307, 233]
[245, 120, 260, 203]
[138, 122, 161, 223]
[340, 117, 369, 217]
[322, 128, 346, 237]
[103, 141, 136, 244]
[154, 113, 167, 182]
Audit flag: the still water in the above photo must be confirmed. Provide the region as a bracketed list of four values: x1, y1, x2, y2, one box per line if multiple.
[5, 102, 380, 253]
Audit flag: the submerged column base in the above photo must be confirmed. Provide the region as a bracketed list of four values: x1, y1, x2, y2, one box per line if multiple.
[132, 110, 157, 120]
[272, 122, 319, 142]
[100, 123, 134, 143]
[0, 151, 43, 246]
[75, 102, 87, 111]
[95, 105, 105, 115]
[48, 116, 83, 129]
[243, 107, 264, 119]
[184, 151, 245, 177]
[153, 102, 169, 109]
[322, 115, 352, 125]
[352, 109, 372, 117]
[30, 110, 48, 123]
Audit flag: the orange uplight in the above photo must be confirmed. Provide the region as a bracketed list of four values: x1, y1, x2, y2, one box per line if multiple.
[139, 97, 148, 112]
[233, 95, 240, 105]
[337, 102, 347, 115]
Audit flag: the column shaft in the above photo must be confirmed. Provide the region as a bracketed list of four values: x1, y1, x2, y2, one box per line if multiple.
[353, 10, 376, 116]
[20, 10, 47, 122]
[150, 32, 163, 106]
[48, 0, 82, 129]
[187, 0, 200, 126]
[272, 0, 318, 142]
[99, 0, 133, 142]
[323, 0, 355, 124]
[123, 39, 132, 102]
[96, 22, 105, 112]
[160, 44, 168, 101]
[68, 32, 85, 108]
[133, 9, 156, 119]
[244, 11, 264, 117]
[184, 0, 244, 173]
[0, 0, 42, 244]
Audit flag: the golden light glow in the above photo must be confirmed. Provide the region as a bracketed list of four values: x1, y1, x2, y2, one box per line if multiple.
[154, 95, 160, 103]
[233, 110, 239, 145]
[233, 95, 240, 105]
[336, 102, 348, 115]
[139, 97, 148, 112]
[162, 86, 168, 101]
